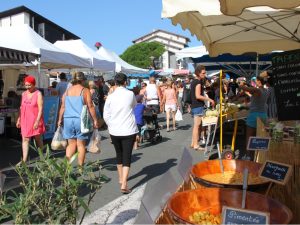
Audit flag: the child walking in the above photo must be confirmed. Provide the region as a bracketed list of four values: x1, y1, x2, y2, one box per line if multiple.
[134, 95, 145, 149]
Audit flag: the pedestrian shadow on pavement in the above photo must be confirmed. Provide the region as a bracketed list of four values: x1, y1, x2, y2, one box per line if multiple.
[109, 209, 139, 224]
[99, 153, 143, 172]
[176, 124, 192, 130]
[138, 137, 171, 149]
[128, 158, 177, 189]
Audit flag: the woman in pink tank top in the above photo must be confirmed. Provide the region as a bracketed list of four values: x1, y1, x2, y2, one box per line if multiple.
[162, 80, 178, 132]
[16, 76, 45, 163]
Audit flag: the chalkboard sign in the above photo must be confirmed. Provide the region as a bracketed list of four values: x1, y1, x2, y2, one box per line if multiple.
[272, 49, 300, 121]
[259, 160, 292, 185]
[222, 206, 269, 225]
[247, 136, 270, 151]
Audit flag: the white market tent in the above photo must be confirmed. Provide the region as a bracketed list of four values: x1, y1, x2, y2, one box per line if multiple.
[54, 39, 115, 72]
[175, 46, 208, 60]
[96, 46, 148, 74]
[0, 24, 90, 69]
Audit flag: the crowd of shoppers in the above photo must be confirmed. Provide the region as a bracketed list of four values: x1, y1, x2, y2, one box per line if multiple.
[14, 66, 277, 195]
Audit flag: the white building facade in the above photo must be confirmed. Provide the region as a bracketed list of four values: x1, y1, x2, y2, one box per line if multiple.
[132, 29, 190, 70]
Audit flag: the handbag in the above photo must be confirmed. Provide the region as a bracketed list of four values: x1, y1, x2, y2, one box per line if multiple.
[80, 89, 94, 134]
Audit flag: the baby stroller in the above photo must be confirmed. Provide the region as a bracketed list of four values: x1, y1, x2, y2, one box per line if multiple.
[140, 108, 162, 143]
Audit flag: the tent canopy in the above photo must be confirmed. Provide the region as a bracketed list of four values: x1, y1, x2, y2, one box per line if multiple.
[162, 0, 300, 56]
[96, 46, 148, 74]
[0, 24, 90, 69]
[54, 39, 115, 72]
[219, 0, 300, 16]
[0, 47, 39, 64]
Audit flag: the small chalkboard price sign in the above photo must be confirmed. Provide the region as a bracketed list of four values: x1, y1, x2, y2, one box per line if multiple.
[259, 160, 293, 185]
[247, 136, 270, 151]
[222, 206, 270, 224]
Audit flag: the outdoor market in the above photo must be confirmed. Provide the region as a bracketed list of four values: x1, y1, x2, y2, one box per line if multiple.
[0, 0, 300, 224]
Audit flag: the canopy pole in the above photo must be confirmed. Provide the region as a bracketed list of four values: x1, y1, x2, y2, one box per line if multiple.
[220, 69, 223, 153]
[37, 57, 41, 87]
[256, 53, 259, 77]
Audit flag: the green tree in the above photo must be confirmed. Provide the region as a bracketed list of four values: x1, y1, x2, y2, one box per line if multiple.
[120, 41, 165, 69]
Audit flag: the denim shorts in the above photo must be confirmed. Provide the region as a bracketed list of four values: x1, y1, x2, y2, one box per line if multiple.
[246, 112, 267, 128]
[191, 107, 205, 117]
[63, 118, 90, 140]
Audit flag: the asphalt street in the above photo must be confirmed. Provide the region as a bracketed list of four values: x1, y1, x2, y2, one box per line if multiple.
[0, 111, 246, 220]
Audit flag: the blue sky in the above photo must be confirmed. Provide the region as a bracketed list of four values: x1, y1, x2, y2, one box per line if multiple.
[0, 0, 202, 55]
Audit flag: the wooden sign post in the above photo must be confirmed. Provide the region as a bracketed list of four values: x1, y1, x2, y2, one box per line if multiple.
[222, 206, 270, 224]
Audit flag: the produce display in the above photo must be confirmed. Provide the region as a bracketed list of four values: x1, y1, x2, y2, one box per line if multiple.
[216, 103, 239, 114]
[265, 121, 300, 143]
[201, 171, 265, 185]
[189, 210, 221, 225]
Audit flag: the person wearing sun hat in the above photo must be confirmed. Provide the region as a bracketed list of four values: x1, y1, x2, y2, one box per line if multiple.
[16, 75, 45, 163]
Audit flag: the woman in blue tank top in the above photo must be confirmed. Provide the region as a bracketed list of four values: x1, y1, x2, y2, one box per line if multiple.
[57, 72, 99, 166]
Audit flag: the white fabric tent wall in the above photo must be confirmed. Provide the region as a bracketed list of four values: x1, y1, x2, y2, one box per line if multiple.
[175, 46, 208, 60]
[0, 25, 90, 69]
[96, 46, 148, 74]
[54, 39, 115, 72]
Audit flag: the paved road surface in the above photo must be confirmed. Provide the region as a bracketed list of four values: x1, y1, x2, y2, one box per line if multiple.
[1, 112, 246, 223]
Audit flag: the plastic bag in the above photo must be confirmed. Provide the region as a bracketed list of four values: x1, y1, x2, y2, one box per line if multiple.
[87, 129, 101, 153]
[51, 126, 67, 150]
[175, 109, 183, 121]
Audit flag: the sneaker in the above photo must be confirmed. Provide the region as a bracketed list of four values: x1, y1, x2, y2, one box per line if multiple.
[201, 138, 206, 145]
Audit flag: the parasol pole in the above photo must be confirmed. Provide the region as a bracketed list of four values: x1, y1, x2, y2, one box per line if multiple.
[256, 53, 259, 77]
[220, 70, 223, 152]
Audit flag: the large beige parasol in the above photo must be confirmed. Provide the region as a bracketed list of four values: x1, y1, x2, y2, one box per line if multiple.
[219, 0, 300, 16]
[162, 0, 300, 57]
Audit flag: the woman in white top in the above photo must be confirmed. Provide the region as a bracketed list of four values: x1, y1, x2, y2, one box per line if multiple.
[103, 73, 138, 194]
[177, 80, 184, 113]
[145, 76, 161, 114]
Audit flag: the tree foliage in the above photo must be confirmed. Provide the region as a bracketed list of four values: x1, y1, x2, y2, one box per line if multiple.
[120, 41, 165, 69]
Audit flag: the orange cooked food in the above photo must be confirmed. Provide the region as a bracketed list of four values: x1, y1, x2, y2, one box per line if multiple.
[189, 210, 221, 225]
[201, 171, 264, 185]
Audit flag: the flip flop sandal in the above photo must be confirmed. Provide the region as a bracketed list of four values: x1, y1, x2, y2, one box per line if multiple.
[121, 188, 132, 194]
[194, 146, 205, 151]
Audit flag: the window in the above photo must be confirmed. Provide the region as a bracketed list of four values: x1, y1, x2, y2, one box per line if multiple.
[38, 23, 45, 38]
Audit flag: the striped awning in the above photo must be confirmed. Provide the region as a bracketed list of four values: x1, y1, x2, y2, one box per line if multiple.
[0, 47, 39, 64]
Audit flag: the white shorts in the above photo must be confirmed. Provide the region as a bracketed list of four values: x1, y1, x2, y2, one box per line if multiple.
[165, 104, 177, 112]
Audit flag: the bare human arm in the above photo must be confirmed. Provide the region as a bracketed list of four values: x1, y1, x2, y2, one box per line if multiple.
[195, 83, 215, 107]
[57, 93, 66, 127]
[33, 92, 44, 130]
[239, 82, 261, 97]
